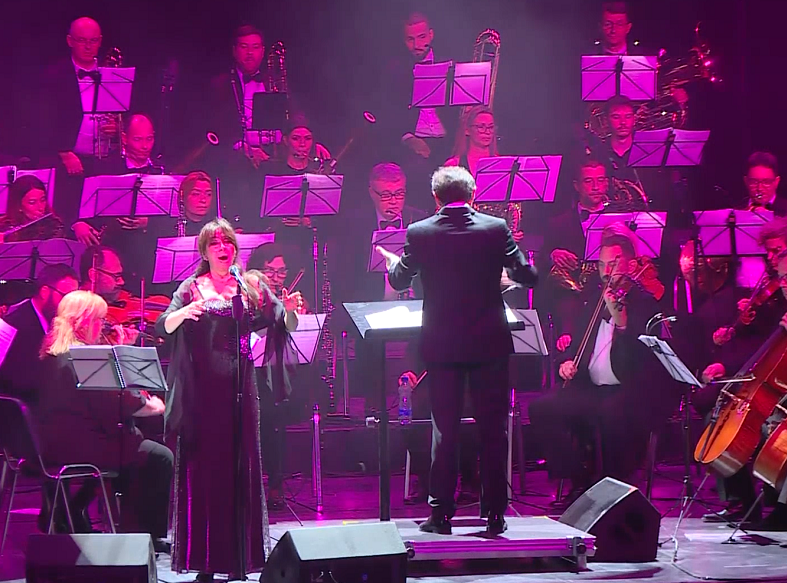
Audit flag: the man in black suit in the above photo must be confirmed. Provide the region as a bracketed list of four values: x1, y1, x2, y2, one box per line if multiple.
[378, 12, 457, 212]
[378, 166, 537, 535]
[743, 151, 787, 217]
[0, 264, 79, 401]
[529, 225, 676, 503]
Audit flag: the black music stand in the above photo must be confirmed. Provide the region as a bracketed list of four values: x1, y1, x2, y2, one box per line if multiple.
[581, 55, 658, 101]
[474, 156, 562, 206]
[78, 67, 136, 115]
[638, 335, 717, 561]
[0, 238, 85, 281]
[262, 174, 342, 308]
[368, 230, 407, 273]
[629, 129, 710, 168]
[251, 92, 288, 140]
[69, 345, 167, 524]
[582, 211, 666, 260]
[343, 300, 527, 521]
[152, 233, 275, 284]
[411, 60, 492, 108]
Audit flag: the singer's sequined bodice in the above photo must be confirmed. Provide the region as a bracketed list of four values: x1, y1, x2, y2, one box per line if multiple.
[185, 299, 254, 379]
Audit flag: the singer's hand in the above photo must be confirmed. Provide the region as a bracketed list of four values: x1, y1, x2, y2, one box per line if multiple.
[701, 363, 725, 384]
[375, 246, 400, 270]
[181, 299, 206, 322]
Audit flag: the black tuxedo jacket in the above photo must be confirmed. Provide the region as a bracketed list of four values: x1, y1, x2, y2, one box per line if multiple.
[0, 300, 46, 401]
[562, 285, 663, 389]
[388, 205, 537, 364]
[331, 203, 426, 306]
[206, 71, 249, 163]
[38, 58, 84, 161]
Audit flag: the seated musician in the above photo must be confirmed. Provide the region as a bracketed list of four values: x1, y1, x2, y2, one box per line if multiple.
[444, 105, 498, 176]
[697, 218, 787, 528]
[33, 290, 172, 548]
[743, 151, 786, 216]
[0, 175, 65, 242]
[528, 223, 677, 504]
[78, 245, 140, 345]
[540, 157, 610, 349]
[0, 264, 79, 402]
[247, 242, 312, 311]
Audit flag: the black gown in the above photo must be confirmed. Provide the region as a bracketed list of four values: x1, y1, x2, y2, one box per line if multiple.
[156, 276, 295, 575]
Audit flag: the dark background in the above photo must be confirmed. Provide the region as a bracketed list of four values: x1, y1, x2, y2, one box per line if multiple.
[2, 0, 786, 211]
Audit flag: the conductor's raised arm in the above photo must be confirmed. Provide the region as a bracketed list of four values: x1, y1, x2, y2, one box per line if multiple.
[503, 226, 538, 287]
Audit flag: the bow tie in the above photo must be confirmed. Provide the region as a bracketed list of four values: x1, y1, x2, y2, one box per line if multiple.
[379, 218, 402, 230]
[77, 69, 100, 82]
[242, 71, 265, 84]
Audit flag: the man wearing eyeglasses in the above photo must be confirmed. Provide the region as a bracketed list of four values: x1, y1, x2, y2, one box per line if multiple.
[744, 152, 786, 216]
[79, 245, 126, 305]
[0, 264, 79, 401]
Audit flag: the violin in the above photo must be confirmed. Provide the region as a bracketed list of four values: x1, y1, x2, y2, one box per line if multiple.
[105, 289, 171, 330]
[714, 274, 781, 346]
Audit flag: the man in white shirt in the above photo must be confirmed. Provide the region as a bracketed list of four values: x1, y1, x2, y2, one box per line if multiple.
[528, 224, 674, 503]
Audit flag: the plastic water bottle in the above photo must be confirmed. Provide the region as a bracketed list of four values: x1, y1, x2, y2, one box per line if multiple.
[398, 375, 413, 425]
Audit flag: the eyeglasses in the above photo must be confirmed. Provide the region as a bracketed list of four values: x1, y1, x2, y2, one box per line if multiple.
[602, 21, 628, 31]
[263, 267, 288, 277]
[746, 178, 777, 188]
[372, 189, 407, 202]
[95, 267, 124, 283]
[471, 124, 495, 133]
[70, 36, 101, 46]
[43, 285, 68, 299]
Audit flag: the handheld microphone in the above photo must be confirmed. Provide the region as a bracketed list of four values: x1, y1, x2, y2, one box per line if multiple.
[228, 265, 249, 294]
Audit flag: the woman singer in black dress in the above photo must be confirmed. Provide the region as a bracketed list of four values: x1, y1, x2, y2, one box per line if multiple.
[156, 218, 301, 581]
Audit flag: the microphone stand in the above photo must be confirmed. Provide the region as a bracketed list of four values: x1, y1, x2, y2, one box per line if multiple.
[231, 285, 248, 581]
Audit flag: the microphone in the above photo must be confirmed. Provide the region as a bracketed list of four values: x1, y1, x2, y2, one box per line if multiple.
[228, 265, 249, 294]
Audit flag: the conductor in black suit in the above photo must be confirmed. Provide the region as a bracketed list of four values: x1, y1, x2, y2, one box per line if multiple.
[377, 166, 537, 535]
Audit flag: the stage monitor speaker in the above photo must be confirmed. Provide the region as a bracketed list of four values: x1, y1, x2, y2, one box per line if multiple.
[26, 533, 156, 583]
[558, 477, 660, 562]
[261, 522, 408, 583]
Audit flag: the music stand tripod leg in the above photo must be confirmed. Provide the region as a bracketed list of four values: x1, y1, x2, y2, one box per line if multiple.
[379, 340, 391, 521]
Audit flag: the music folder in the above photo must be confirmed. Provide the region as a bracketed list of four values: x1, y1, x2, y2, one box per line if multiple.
[261, 174, 343, 218]
[0, 239, 86, 280]
[629, 128, 710, 167]
[638, 335, 702, 386]
[79, 174, 186, 219]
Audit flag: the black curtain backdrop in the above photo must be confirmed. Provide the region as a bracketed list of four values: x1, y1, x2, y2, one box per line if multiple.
[4, 0, 787, 216]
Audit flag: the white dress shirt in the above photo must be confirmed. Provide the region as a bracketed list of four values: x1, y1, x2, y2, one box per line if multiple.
[73, 58, 109, 157]
[588, 318, 621, 386]
[235, 70, 272, 149]
[409, 49, 446, 140]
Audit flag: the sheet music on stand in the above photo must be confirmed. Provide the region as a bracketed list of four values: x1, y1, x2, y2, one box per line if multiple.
[581, 55, 658, 101]
[474, 156, 562, 204]
[261, 174, 343, 218]
[0, 166, 56, 215]
[250, 313, 327, 366]
[629, 128, 710, 167]
[79, 174, 186, 219]
[694, 209, 773, 257]
[411, 60, 492, 108]
[0, 239, 86, 280]
[510, 309, 548, 356]
[79, 67, 136, 113]
[153, 233, 275, 284]
[0, 319, 17, 368]
[582, 211, 666, 260]
[69, 345, 167, 392]
[368, 229, 406, 272]
[638, 335, 702, 386]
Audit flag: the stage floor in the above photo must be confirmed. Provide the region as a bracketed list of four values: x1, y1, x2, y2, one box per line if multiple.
[3, 466, 787, 582]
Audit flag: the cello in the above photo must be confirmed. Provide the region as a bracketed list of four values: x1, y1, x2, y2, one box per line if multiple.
[694, 327, 787, 477]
